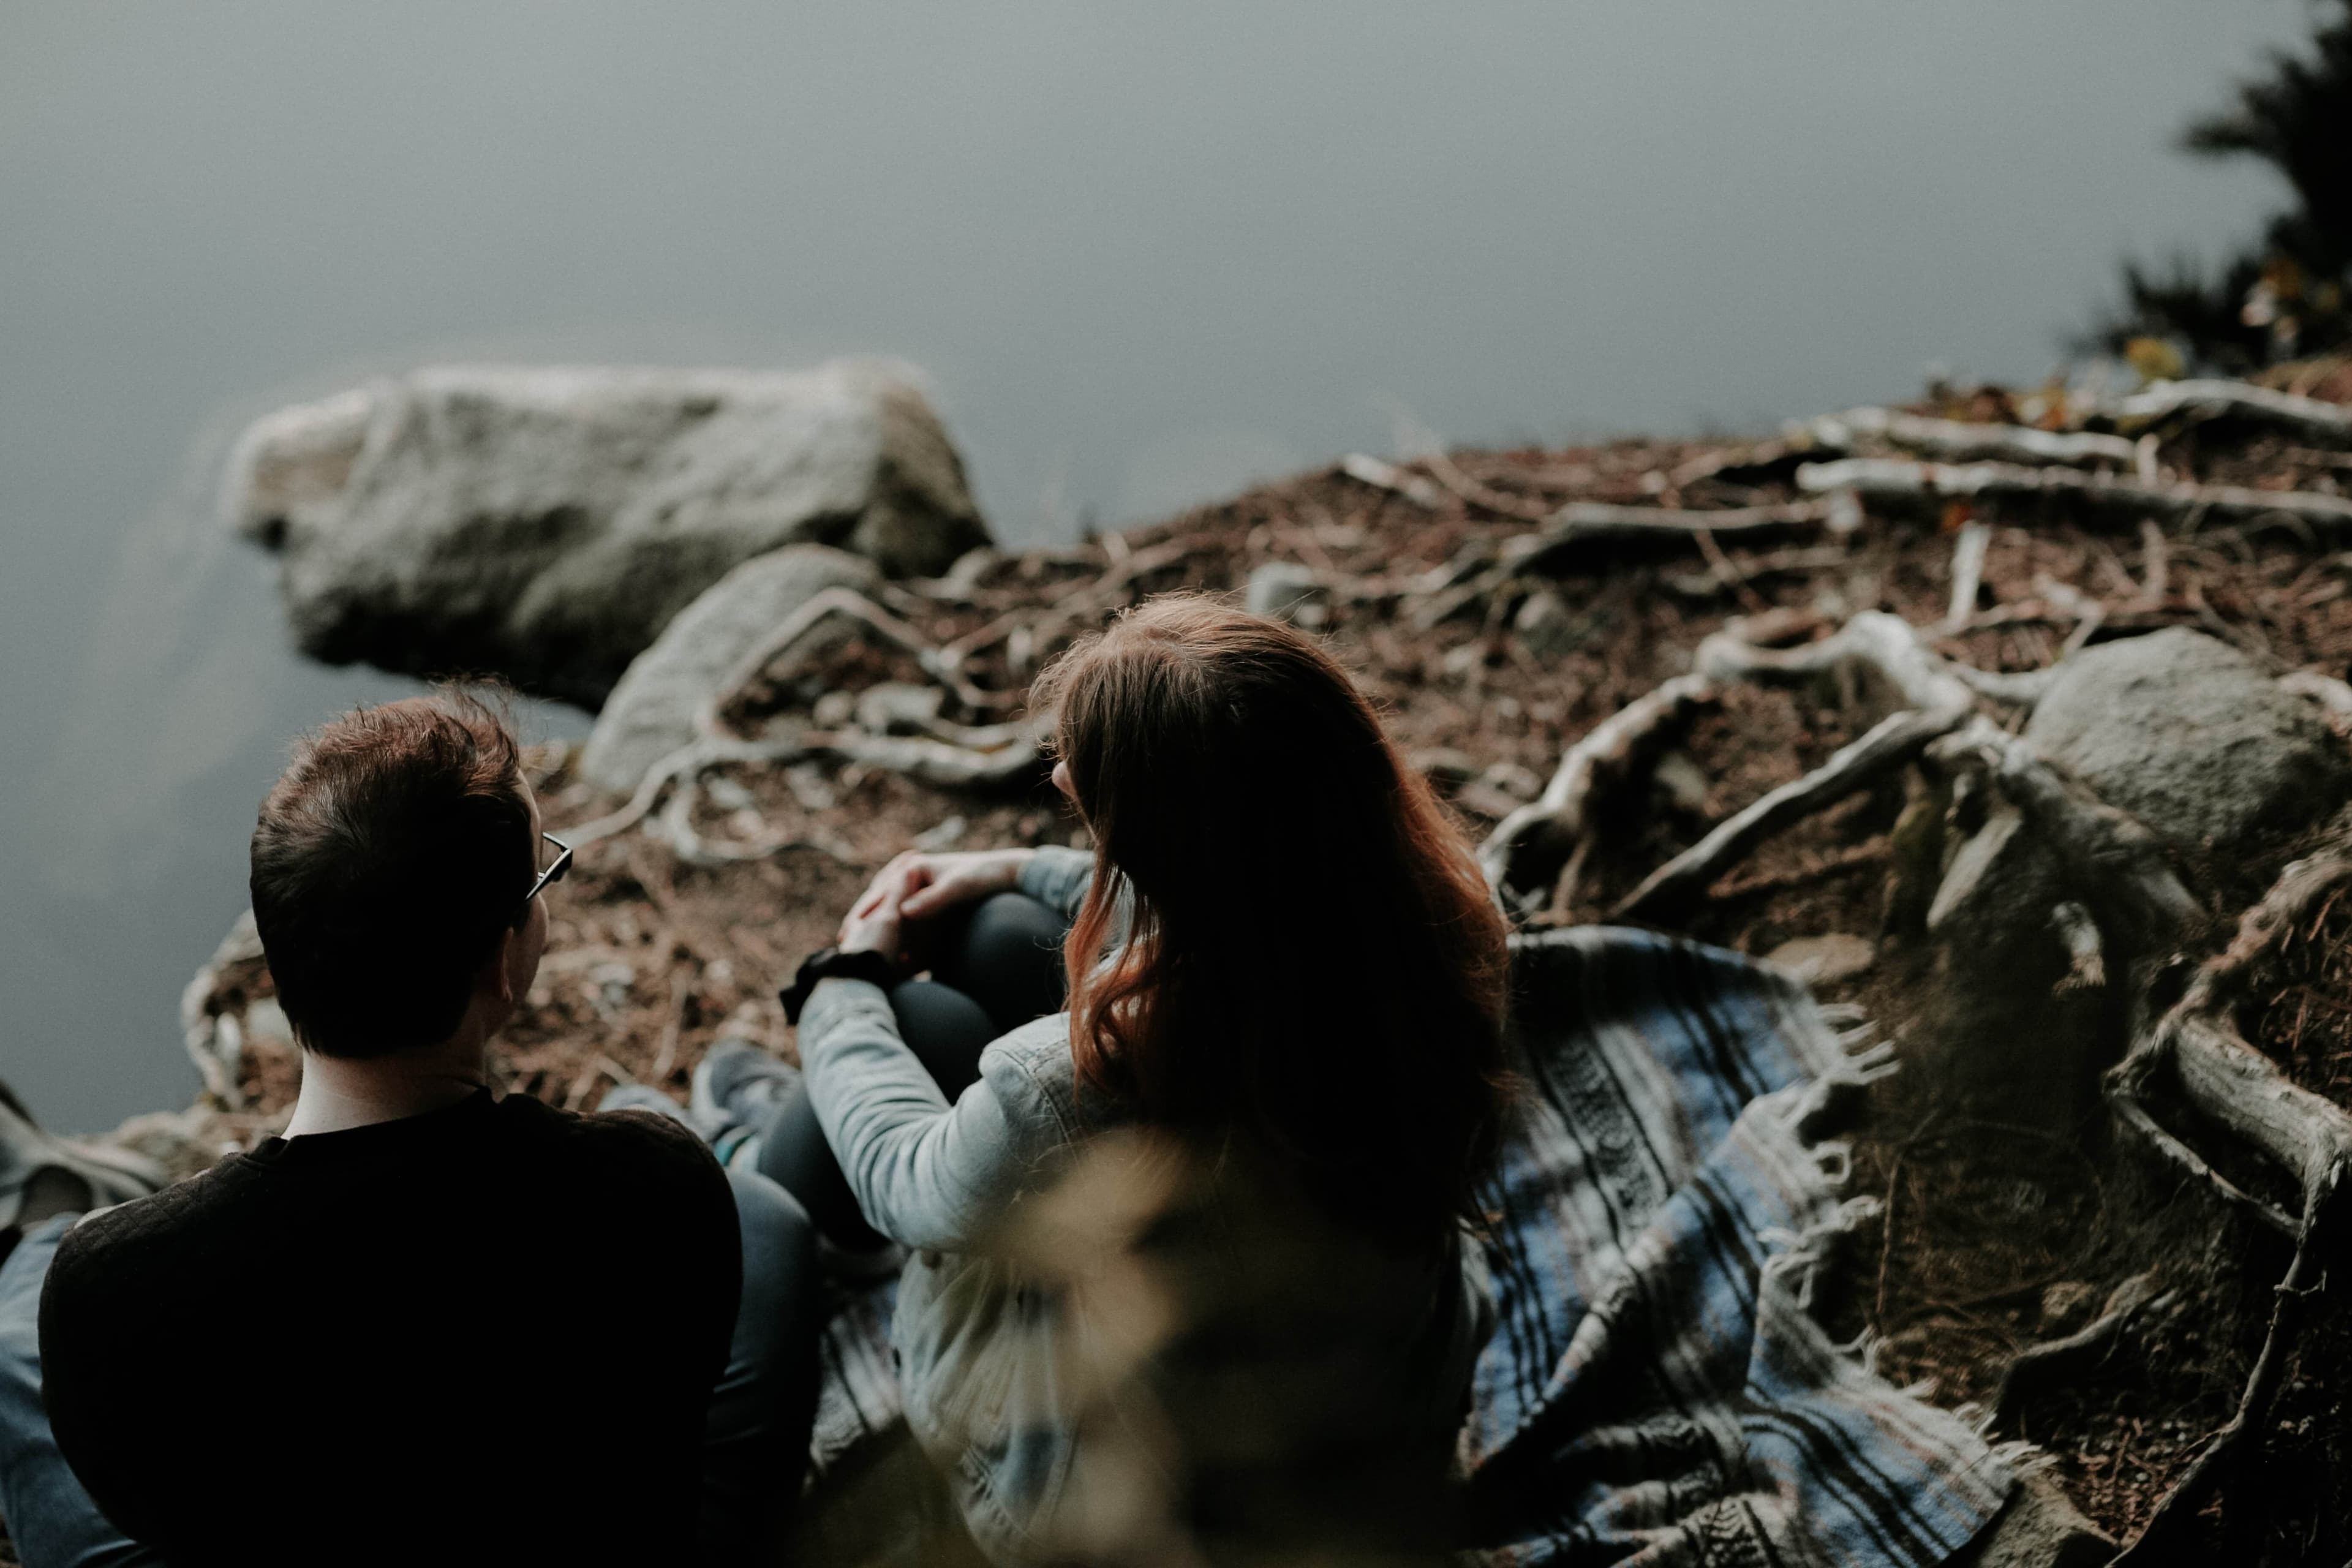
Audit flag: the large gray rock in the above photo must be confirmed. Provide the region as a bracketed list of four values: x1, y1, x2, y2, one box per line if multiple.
[2023, 627, 2349, 853]
[225, 359, 989, 707]
[579, 545, 878, 792]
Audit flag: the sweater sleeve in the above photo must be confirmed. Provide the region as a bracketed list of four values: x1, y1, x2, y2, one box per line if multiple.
[1018, 845, 1096, 922]
[797, 977, 1077, 1251]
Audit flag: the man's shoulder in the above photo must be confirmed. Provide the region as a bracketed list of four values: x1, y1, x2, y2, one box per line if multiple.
[500, 1092, 721, 1181]
[44, 1155, 259, 1309]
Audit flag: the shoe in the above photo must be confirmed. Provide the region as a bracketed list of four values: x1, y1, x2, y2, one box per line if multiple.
[690, 1039, 802, 1141]
[0, 1079, 165, 1232]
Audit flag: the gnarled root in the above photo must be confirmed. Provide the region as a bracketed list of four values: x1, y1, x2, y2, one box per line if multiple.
[1613, 703, 1966, 923]
[1477, 674, 1716, 912]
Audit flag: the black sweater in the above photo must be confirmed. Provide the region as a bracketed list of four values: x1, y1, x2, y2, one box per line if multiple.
[39, 1090, 737, 1567]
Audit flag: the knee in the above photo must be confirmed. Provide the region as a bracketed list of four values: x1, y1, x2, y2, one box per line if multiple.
[963, 892, 1068, 976]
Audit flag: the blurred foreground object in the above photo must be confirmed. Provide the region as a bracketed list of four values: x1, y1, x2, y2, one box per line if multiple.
[2100, 0, 2351, 371]
[224, 359, 990, 706]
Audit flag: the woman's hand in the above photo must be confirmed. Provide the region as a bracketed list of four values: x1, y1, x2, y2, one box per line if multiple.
[837, 881, 906, 963]
[846, 846, 1036, 929]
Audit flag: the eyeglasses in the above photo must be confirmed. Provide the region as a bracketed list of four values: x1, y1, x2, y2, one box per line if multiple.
[523, 832, 573, 912]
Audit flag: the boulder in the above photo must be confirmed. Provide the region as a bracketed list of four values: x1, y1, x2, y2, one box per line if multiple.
[2022, 628, 2349, 853]
[1243, 561, 1325, 626]
[578, 545, 880, 792]
[226, 359, 989, 707]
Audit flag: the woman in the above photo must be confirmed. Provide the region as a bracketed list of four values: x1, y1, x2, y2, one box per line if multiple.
[748, 595, 1512, 1563]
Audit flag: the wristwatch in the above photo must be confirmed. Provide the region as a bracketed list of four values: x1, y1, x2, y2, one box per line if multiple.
[779, 947, 901, 1025]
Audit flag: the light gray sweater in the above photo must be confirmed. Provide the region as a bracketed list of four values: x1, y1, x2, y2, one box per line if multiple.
[799, 846, 1492, 1563]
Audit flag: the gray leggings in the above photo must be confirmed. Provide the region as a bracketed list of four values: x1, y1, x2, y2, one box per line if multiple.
[0, 1165, 819, 1567]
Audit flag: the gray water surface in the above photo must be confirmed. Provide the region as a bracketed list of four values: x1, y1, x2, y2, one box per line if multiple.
[0, 1, 2316, 1129]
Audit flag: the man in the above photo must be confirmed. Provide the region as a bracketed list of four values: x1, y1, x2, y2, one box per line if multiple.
[0, 692, 820, 1566]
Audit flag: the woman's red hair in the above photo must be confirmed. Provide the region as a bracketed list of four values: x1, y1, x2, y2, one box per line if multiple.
[1031, 595, 1510, 1243]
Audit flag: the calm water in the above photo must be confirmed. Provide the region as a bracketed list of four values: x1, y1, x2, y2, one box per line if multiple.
[0, 1, 2314, 1129]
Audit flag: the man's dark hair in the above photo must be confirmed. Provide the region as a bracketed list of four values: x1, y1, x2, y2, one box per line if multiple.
[251, 688, 535, 1058]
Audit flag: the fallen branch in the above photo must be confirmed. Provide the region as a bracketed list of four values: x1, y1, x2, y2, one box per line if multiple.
[2108, 379, 2352, 449]
[1477, 673, 1717, 909]
[1807, 407, 2139, 467]
[1796, 457, 2352, 531]
[1613, 704, 1967, 922]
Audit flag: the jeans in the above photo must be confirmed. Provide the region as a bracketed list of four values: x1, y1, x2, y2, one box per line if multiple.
[0, 1167, 820, 1568]
[0, 1216, 159, 1568]
[758, 891, 1071, 1250]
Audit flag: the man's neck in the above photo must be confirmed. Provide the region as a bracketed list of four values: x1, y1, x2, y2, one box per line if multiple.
[284, 1028, 491, 1138]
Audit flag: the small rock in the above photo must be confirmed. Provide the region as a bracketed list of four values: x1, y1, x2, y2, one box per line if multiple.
[1244, 562, 1325, 625]
[1513, 589, 1583, 658]
[1651, 749, 1711, 815]
[2038, 1280, 2101, 1336]
[1765, 933, 1875, 985]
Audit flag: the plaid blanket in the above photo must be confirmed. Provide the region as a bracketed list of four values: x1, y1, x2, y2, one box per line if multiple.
[806, 927, 2013, 1566]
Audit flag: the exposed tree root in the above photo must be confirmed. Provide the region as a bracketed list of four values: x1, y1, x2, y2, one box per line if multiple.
[1796, 456, 2352, 531]
[2110, 1163, 2346, 1566]
[569, 587, 1048, 853]
[1804, 407, 2141, 467]
[1477, 673, 1716, 912]
[1992, 1272, 2167, 1427]
[1612, 704, 1965, 922]
[2109, 379, 2352, 448]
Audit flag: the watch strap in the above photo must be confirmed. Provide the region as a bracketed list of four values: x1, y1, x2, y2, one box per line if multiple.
[779, 946, 900, 1025]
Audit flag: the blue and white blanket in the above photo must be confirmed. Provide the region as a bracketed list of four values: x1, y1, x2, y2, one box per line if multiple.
[807, 927, 2013, 1566]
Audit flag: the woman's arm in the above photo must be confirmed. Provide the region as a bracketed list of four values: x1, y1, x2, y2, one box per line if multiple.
[1016, 845, 1096, 922]
[796, 977, 1072, 1251]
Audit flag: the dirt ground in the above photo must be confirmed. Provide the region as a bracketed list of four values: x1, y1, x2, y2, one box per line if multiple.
[141, 356, 2352, 1563]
